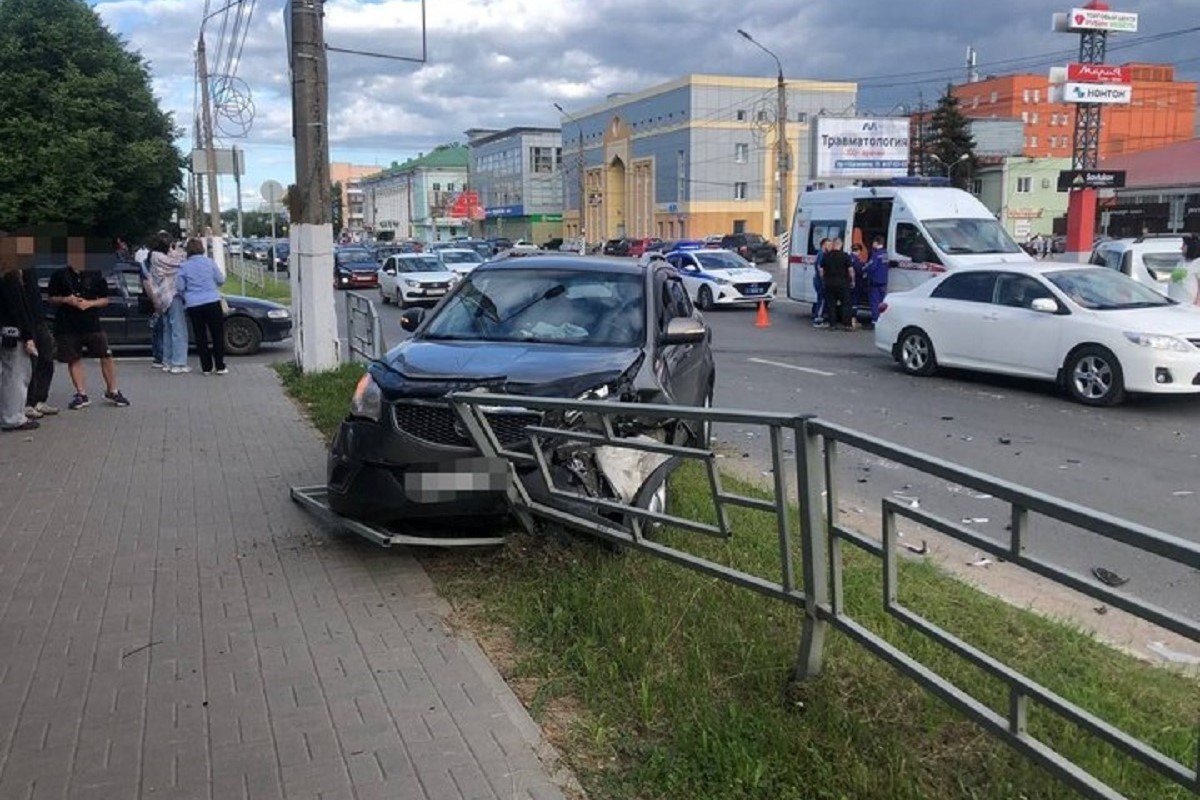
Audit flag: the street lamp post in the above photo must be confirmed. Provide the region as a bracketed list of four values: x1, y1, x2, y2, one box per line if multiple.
[927, 152, 969, 184]
[554, 103, 587, 254]
[197, 0, 244, 271]
[737, 29, 789, 239]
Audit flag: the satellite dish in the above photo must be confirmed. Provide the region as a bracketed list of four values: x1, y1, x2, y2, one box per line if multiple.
[260, 180, 284, 204]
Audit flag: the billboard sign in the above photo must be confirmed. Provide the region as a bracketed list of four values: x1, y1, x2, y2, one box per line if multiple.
[814, 117, 910, 179]
[1063, 83, 1132, 104]
[1057, 170, 1127, 191]
[1069, 7, 1138, 32]
[1067, 63, 1132, 84]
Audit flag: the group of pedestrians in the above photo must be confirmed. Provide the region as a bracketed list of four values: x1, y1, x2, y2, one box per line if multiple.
[139, 233, 229, 376]
[0, 232, 228, 433]
[812, 235, 889, 331]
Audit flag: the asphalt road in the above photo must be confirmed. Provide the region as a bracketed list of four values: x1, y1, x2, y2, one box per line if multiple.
[343, 271, 1200, 621]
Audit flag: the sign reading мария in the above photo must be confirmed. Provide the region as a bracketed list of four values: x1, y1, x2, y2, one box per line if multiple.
[1069, 7, 1138, 32]
[1067, 63, 1131, 84]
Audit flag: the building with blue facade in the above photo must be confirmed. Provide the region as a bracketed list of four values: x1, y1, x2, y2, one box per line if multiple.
[556, 74, 857, 247]
[465, 127, 564, 244]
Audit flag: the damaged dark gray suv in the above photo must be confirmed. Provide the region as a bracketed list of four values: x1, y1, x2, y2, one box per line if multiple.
[326, 256, 715, 526]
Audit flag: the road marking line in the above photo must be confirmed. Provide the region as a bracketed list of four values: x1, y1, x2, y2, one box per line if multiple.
[748, 357, 835, 377]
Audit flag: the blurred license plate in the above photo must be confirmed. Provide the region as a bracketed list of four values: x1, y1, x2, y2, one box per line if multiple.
[404, 457, 508, 503]
[743, 286, 764, 295]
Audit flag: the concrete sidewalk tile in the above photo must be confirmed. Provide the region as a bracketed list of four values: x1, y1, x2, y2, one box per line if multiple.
[0, 358, 570, 800]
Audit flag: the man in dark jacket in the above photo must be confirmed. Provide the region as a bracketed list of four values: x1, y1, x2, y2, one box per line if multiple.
[819, 238, 855, 330]
[21, 264, 57, 417]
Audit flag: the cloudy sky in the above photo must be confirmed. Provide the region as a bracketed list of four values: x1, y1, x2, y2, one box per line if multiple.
[91, 0, 1200, 211]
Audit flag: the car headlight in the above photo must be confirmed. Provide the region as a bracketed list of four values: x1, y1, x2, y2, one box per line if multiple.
[350, 373, 383, 422]
[1123, 332, 1192, 352]
[266, 309, 290, 319]
[712, 276, 732, 285]
[404, 279, 421, 288]
[576, 385, 610, 401]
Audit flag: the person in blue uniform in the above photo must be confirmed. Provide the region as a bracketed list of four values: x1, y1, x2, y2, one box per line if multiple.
[864, 236, 889, 327]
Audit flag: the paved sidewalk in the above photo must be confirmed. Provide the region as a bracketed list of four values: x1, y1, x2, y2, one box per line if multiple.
[0, 356, 573, 800]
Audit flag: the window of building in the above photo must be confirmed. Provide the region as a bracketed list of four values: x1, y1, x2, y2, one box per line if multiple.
[1016, 177, 1032, 193]
[432, 182, 441, 191]
[446, 183, 455, 192]
[734, 182, 747, 200]
[530, 146, 555, 173]
[1023, 88, 1031, 103]
[1030, 135, 1038, 148]
[756, 110, 768, 121]
[1030, 112, 1038, 124]
[1021, 111, 1028, 123]
[736, 110, 746, 121]
[990, 91, 998, 103]
[796, 111, 807, 122]
[733, 219, 746, 234]
[734, 143, 749, 163]
[1033, 89, 1040, 103]
[973, 96, 980, 109]
[971, 179, 983, 195]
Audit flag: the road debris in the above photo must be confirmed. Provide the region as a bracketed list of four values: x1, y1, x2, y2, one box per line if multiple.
[967, 555, 994, 567]
[901, 540, 929, 555]
[1172, 490, 1194, 497]
[1091, 567, 1129, 588]
[941, 415, 955, 421]
[122, 640, 162, 660]
[1093, 605, 1108, 615]
[961, 517, 989, 524]
[998, 436, 1012, 445]
[1147, 641, 1200, 665]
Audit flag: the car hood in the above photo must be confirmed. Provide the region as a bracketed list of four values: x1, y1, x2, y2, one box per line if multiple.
[399, 270, 457, 282]
[700, 267, 772, 282]
[222, 293, 288, 311]
[1085, 303, 1200, 336]
[372, 340, 643, 399]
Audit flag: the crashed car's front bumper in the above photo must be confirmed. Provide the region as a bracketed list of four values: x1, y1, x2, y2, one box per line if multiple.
[326, 417, 512, 523]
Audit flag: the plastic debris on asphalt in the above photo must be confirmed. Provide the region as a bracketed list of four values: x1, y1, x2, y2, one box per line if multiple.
[1092, 567, 1129, 587]
[901, 540, 929, 555]
[1147, 641, 1200, 665]
[961, 517, 989, 524]
[967, 555, 994, 567]
[1172, 490, 1194, 497]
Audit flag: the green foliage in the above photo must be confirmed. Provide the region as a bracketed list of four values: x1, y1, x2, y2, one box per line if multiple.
[331, 181, 344, 237]
[272, 361, 363, 443]
[0, 0, 182, 238]
[221, 209, 285, 239]
[930, 84, 978, 190]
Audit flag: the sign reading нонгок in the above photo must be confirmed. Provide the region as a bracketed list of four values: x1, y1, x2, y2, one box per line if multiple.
[1064, 83, 1133, 104]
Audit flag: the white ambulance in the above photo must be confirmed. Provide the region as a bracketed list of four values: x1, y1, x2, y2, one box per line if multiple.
[786, 182, 1034, 308]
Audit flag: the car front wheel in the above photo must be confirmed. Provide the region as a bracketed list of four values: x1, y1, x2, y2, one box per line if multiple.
[1065, 345, 1125, 406]
[697, 285, 715, 311]
[224, 315, 263, 356]
[897, 327, 936, 376]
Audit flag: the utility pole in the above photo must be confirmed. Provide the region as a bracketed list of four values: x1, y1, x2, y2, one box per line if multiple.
[554, 103, 587, 253]
[738, 30, 789, 239]
[290, 0, 338, 370]
[196, 33, 226, 272]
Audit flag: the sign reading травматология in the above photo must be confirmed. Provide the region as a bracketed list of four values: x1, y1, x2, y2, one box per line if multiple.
[814, 117, 910, 179]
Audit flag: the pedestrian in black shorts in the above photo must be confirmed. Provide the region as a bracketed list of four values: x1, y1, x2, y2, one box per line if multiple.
[46, 261, 130, 409]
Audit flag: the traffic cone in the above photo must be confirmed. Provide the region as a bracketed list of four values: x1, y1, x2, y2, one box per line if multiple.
[755, 300, 771, 328]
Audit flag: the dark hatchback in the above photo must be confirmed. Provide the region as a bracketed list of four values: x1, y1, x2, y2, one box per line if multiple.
[720, 232, 777, 264]
[326, 256, 716, 527]
[334, 246, 380, 289]
[35, 262, 292, 355]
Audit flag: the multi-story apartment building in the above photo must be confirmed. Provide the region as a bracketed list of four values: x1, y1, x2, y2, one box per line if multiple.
[465, 127, 563, 244]
[556, 73, 857, 246]
[950, 64, 1196, 159]
[360, 145, 471, 242]
[329, 162, 381, 236]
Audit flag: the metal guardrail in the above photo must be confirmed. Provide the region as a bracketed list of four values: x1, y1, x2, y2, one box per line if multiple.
[226, 254, 267, 292]
[447, 392, 1200, 800]
[343, 291, 386, 364]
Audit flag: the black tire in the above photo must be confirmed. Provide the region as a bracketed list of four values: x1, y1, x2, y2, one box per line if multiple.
[1064, 345, 1125, 406]
[224, 315, 262, 356]
[396, 288, 407, 309]
[897, 327, 936, 376]
[697, 285, 715, 311]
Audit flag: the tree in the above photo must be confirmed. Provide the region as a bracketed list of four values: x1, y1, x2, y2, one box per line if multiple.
[220, 209, 280, 239]
[331, 181, 343, 237]
[0, 0, 182, 239]
[929, 84, 978, 190]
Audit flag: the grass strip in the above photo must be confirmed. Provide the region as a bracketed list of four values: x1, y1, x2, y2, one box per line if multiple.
[278, 366, 1199, 800]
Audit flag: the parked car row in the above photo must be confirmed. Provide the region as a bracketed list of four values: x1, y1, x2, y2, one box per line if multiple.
[600, 233, 778, 264]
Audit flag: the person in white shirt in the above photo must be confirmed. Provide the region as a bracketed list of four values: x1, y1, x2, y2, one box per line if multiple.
[1167, 235, 1200, 307]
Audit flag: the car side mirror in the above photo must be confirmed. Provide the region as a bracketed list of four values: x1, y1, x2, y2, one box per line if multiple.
[399, 308, 425, 332]
[661, 316, 706, 345]
[383, 268, 396, 275]
[1030, 298, 1058, 314]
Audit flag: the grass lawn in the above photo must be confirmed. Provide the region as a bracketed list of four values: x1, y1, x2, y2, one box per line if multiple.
[227, 274, 291, 303]
[277, 365, 1199, 800]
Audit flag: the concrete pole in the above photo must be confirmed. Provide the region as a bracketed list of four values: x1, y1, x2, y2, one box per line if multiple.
[234, 146, 246, 294]
[197, 33, 226, 274]
[289, 0, 338, 370]
[776, 68, 790, 239]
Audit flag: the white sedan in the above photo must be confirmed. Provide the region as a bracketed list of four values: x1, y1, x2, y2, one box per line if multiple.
[378, 253, 459, 308]
[874, 263, 1200, 406]
[436, 247, 486, 276]
[664, 248, 775, 310]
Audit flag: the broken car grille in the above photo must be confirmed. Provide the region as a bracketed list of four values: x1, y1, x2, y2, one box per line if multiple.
[391, 402, 540, 448]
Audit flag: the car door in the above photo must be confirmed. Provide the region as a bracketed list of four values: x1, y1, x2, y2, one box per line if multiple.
[924, 272, 999, 368]
[977, 273, 1063, 377]
[379, 256, 396, 296]
[653, 268, 707, 406]
[667, 253, 703, 301]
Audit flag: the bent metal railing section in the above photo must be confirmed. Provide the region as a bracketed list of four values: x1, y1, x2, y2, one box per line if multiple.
[343, 291, 386, 364]
[449, 393, 1200, 800]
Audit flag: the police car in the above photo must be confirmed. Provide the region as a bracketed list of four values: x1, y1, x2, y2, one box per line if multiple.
[660, 248, 776, 310]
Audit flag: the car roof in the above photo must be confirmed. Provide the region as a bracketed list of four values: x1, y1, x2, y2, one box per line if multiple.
[940, 261, 1106, 277]
[436, 248, 482, 255]
[474, 255, 645, 276]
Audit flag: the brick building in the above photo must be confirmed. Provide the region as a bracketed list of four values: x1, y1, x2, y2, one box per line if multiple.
[950, 63, 1195, 159]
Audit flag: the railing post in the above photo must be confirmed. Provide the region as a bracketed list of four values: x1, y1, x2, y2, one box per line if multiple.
[342, 291, 351, 364]
[792, 418, 829, 681]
